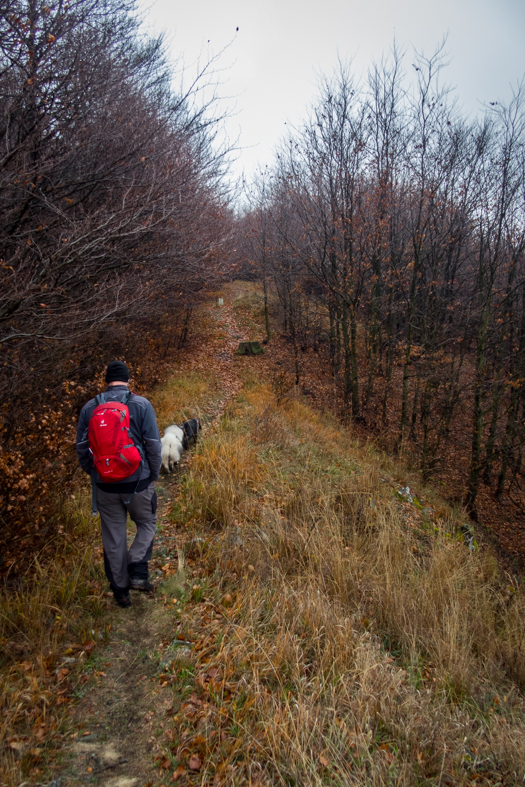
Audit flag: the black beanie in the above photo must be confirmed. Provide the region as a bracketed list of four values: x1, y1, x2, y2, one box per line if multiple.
[105, 361, 130, 384]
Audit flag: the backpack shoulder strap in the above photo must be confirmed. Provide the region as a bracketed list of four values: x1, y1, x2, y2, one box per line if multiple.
[94, 390, 132, 406]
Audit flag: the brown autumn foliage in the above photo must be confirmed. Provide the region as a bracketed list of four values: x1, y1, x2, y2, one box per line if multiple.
[0, 0, 234, 564]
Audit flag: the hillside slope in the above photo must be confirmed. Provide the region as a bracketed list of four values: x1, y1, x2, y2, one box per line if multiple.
[4, 282, 525, 787]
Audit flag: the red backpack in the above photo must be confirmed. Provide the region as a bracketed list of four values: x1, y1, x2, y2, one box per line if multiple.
[88, 391, 142, 481]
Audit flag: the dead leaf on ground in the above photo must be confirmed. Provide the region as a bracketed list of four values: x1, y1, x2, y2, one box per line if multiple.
[188, 753, 201, 771]
[9, 740, 26, 752]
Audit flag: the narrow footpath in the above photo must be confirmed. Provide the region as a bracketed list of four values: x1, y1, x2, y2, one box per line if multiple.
[53, 287, 248, 787]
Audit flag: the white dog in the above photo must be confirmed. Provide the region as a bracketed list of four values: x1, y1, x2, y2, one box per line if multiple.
[164, 423, 189, 450]
[161, 427, 183, 473]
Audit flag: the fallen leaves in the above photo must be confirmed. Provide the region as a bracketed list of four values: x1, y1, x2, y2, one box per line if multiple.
[9, 740, 26, 752]
[188, 753, 201, 771]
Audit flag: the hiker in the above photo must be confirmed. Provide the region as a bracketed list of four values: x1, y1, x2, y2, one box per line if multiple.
[76, 361, 162, 607]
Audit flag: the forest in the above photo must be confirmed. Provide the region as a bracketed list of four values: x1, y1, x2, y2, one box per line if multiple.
[239, 50, 525, 522]
[0, 0, 232, 548]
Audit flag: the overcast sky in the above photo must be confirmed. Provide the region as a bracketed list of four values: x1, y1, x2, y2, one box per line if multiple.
[138, 0, 525, 182]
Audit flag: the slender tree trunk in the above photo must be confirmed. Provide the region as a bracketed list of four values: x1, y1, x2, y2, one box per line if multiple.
[382, 286, 394, 425]
[341, 304, 352, 422]
[496, 392, 518, 501]
[365, 254, 381, 408]
[335, 304, 341, 389]
[420, 383, 432, 479]
[434, 350, 465, 454]
[409, 365, 422, 442]
[289, 297, 300, 387]
[482, 380, 503, 485]
[398, 273, 417, 450]
[178, 307, 193, 348]
[329, 303, 337, 373]
[350, 304, 360, 418]
[466, 289, 491, 514]
[263, 274, 271, 342]
[282, 276, 289, 332]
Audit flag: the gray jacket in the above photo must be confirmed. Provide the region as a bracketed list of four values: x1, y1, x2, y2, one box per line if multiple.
[76, 385, 162, 486]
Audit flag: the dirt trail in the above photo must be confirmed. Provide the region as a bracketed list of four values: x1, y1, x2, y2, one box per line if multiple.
[59, 588, 173, 787]
[52, 290, 247, 786]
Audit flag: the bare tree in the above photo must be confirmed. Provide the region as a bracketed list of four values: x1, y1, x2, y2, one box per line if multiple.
[0, 0, 233, 529]
[240, 46, 525, 517]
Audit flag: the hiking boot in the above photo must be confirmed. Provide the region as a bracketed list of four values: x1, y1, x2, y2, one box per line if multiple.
[113, 589, 131, 608]
[129, 578, 155, 593]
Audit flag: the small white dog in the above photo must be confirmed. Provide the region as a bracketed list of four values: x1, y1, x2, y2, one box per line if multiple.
[164, 424, 185, 443]
[164, 422, 189, 450]
[161, 426, 184, 473]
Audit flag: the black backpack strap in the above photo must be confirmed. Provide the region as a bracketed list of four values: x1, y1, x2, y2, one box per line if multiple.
[95, 392, 106, 406]
[123, 474, 142, 506]
[90, 469, 98, 515]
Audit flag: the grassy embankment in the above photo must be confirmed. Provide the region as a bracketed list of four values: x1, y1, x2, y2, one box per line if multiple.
[152, 286, 525, 786]
[162, 378, 525, 785]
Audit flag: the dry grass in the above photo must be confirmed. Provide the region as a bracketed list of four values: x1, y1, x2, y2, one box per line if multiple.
[5, 288, 525, 785]
[0, 489, 107, 784]
[151, 368, 220, 432]
[170, 379, 525, 786]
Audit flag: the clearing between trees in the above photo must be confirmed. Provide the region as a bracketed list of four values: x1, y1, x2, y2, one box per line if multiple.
[2, 282, 525, 787]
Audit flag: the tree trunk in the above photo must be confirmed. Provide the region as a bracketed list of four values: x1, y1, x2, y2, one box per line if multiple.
[263, 275, 271, 342]
[466, 288, 491, 514]
[341, 304, 352, 422]
[350, 304, 360, 418]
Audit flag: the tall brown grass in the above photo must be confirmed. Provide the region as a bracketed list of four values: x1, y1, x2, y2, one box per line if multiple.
[151, 368, 220, 431]
[0, 492, 105, 785]
[173, 380, 525, 786]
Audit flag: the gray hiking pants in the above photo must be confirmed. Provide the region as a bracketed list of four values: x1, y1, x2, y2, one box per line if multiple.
[97, 482, 157, 591]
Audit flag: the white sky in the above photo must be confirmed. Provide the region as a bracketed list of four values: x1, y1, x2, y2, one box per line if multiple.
[138, 0, 525, 183]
